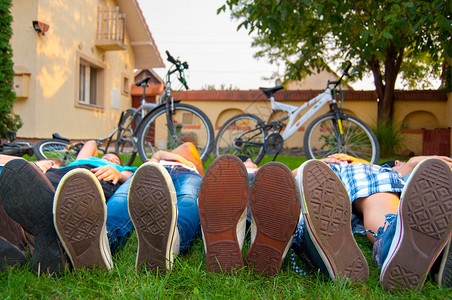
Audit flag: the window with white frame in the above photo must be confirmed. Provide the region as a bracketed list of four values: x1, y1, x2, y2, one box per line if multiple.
[79, 61, 100, 105]
[121, 73, 130, 95]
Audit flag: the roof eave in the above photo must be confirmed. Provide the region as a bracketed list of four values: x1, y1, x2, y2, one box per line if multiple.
[116, 0, 165, 69]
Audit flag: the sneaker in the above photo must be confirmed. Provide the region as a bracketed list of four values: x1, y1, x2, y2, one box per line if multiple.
[198, 155, 249, 273]
[128, 162, 178, 272]
[0, 236, 28, 271]
[245, 162, 300, 276]
[380, 158, 452, 291]
[53, 168, 112, 271]
[0, 159, 67, 276]
[297, 160, 369, 283]
[431, 238, 452, 287]
[0, 202, 28, 250]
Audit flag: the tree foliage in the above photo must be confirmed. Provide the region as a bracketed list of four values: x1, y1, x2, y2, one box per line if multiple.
[0, 0, 22, 138]
[220, 0, 451, 123]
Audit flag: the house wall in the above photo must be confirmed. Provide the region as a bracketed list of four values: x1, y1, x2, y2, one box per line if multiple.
[11, 0, 135, 139]
[285, 68, 353, 90]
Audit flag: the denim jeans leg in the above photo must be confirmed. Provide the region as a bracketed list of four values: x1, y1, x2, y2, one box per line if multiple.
[169, 169, 202, 254]
[106, 175, 135, 254]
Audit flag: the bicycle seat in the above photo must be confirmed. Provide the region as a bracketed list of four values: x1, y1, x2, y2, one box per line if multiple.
[135, 76, 151, 87]
[259, 85, 284, 98]
[52, 133, 70, 142]
[6, 130, 16, 142]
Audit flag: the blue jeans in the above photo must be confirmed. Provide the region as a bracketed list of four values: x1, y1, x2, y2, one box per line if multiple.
[106, 167, 202, 254]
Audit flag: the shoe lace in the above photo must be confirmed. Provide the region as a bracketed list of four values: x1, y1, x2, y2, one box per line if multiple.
[289, 220, 307, 276]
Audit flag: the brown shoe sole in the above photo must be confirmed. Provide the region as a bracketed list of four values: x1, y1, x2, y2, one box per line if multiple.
[245, 162, 300, 276]
[300, 160, 369, 283]
[53, 169, 110, 271]
[128, 163, 177, 272]
[381, 158, 452, 291]
[198, 155, 249, 273]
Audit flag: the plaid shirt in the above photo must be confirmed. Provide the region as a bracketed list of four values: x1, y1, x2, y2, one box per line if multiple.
[327, 162, 405, 203]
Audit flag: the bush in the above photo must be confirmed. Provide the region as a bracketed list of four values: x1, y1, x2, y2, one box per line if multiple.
[0, 0, 22, 139]
[372, 121, 404, 158]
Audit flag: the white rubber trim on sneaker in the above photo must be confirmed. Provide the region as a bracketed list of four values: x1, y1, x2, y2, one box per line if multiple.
[296, 160, 337, 280]
[53, 168, 111, 270]
[380, 158, 452, 289]
[237, 209, 247, 251]
[380, 158, 432, 282]
[127, 161, 178, 271]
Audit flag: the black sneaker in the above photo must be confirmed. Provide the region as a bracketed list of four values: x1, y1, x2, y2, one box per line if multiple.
[53, 168, 112, 271]
[245, 162, 300, 276]
[296, 160, 369, 283]
[128, 162, 178, 272]
[431, 238, 452, 287]
[0, 236, 28, 271]
[0, 159, 67, 275]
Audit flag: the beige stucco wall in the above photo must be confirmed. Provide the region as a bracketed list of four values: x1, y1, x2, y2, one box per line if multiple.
[11, 0, 135, 139]
[181, 93, 450, 155]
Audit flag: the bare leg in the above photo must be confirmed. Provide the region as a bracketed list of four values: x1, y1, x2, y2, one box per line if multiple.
[353, 192, 399, 244]
[171, 142, 204, 176]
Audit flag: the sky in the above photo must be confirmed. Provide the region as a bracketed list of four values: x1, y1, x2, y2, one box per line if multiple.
[137, 0, 375, 91]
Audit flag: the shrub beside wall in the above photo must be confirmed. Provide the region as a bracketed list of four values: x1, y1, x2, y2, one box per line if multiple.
[0, 0, 21, 139]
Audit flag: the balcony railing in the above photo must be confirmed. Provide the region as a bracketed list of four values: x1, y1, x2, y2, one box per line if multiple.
[96, 6, 127, 51]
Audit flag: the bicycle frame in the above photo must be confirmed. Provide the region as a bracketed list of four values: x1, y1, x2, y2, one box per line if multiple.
[269, 88, 336, 140]
[132, 64, 184, 142]
[96, 127, 118, 153]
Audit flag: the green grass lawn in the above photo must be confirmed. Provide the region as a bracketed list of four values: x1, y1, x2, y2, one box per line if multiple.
[1, 155, 450, 298]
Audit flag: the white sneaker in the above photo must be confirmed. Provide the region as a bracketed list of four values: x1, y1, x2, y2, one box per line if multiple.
[53, 168, 112, 271]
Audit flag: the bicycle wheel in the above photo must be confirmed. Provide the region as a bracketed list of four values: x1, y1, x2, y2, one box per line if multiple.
[214, 113, 267, 165]
[303, 112, 380, 164]
[115, 108, 142, 166]
[33, 139, 78, 164]
[136, 103, 214, 163]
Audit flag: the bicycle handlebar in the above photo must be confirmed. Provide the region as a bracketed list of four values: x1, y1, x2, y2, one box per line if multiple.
[165, 50, 189, 90]
[166, 50, 177, 65]
[327, 61, 353, 89]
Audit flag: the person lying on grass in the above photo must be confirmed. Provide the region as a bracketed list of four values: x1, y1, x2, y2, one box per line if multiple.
[213, 154, 452, 290]
[292, 154, 452, 291]
[0, 142, 202, 275]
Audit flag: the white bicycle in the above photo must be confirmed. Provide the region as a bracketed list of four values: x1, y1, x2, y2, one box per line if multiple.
[214, 62, 380, 164]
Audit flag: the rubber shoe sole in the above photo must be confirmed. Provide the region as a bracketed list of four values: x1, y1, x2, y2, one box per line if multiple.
[245, 162, 300, 276]
[381, 158, 452, 291]
[198, 155, 249, 273]
[298, 160, 369, 283]
[53, 168, 111, 271]
[128, 162, 177, 272]
[0, 159, 67, 276]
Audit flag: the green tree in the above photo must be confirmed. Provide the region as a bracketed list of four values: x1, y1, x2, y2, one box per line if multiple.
[0, 0, 22, 138]
[220, 0, 451, 123]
